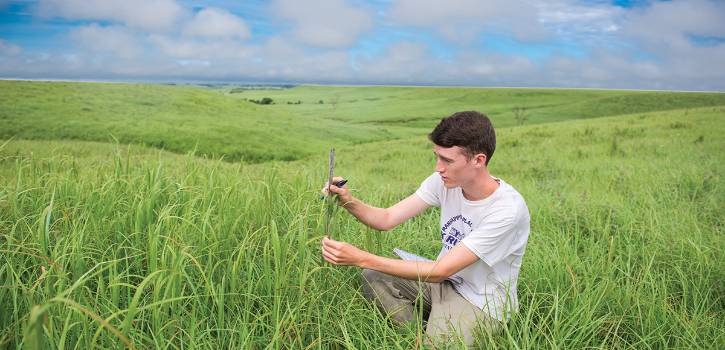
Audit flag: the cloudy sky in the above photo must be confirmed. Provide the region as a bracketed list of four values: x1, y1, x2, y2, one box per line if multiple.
[1, 0, 724, 90]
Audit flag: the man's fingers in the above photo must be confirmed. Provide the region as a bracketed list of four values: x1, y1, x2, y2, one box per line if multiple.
[322, 237, 343, 249]
[322, 246, 342, 264]
[323, 251, 338, 264]
[322, 243, 341, 257]
[320, 184, 345, 197]
[331, 184, 349, 194]
[322, 236, 355, 266]
[322, 237, 341, 252]
[321, 177, 346, 195]
[323, 254, 334, 264]
[321, 243, 333, 263]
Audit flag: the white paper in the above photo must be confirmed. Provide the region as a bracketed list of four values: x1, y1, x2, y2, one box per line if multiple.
[393, 248, 463, 284]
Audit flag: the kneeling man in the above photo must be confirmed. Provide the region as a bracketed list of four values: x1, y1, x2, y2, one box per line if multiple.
[321, 111, 530, 346]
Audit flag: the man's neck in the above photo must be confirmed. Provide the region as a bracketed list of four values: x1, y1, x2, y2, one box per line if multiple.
[461, 173, 500, 201]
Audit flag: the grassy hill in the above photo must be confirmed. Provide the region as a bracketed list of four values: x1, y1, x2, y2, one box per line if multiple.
[1, 105, 723, 348]
[2, 80, 724, 163]
[0, 81, 417, 163]
[235, 85, 725, 126]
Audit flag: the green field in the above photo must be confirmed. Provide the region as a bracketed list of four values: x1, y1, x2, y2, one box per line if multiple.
[3, 81, 725, 162]
[1, 81, 724, 349]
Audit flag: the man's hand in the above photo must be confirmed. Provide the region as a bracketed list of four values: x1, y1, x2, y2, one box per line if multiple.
[320, 176, 352, 206]
[321, 235, 481, 283]
[321, 236, 369, 266]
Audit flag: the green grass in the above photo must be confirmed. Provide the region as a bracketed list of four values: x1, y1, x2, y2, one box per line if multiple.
[3, 81, 725, 164]
[235, 85, 725, 127]
[0, 81, 419, 163]
[1, 102, 723, 348]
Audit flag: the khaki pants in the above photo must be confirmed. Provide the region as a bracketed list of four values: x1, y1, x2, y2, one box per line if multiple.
[361, 269, 501, 347]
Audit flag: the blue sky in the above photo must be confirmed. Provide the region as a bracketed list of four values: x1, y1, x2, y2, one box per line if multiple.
[1, 0, 724, 90]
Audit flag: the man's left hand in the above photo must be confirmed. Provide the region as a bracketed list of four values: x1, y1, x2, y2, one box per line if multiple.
[321, 236, 368, 266]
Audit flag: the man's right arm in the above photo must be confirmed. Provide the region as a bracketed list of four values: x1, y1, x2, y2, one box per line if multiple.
[325, 177, 430, 231]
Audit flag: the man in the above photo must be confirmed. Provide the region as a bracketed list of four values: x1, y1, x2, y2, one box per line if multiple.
[321, 110, 530, 346]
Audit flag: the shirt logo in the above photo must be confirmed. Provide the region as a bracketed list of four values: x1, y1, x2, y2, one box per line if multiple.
[441, 214, 473, 250]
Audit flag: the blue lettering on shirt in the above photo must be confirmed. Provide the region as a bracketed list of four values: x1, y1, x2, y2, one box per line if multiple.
[440, 215, 473, 250]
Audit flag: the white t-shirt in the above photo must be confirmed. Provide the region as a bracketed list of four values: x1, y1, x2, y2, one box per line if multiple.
[415, 172, 530, 321]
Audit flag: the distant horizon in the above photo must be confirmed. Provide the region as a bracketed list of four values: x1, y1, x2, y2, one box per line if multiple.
[2, 77, 723, 94]
[2, 1, 725, 91]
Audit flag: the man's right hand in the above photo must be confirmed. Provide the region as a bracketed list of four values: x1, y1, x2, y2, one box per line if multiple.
[321, 176, 352, 206]
[320, 177, 430, 231]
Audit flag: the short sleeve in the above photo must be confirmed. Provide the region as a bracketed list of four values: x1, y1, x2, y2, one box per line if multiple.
[415, 173, 441, 207]
[461, 210, 517, 266]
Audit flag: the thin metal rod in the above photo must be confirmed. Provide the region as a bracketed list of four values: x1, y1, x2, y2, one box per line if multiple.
[325, 148, 335, 237]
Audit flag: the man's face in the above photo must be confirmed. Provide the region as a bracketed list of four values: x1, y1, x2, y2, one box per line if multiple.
[433, 145, 482, 188]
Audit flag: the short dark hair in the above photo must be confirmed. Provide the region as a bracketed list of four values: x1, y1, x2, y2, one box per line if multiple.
[428, 111, 496, 165]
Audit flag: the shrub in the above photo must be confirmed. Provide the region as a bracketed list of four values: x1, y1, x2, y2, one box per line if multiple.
[249, 97, 274, 105]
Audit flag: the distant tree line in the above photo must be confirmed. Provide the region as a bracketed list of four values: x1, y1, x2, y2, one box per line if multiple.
[243, 97, 274, 105]
[240, 97, 308, 105]
[228, 84, 295, 93]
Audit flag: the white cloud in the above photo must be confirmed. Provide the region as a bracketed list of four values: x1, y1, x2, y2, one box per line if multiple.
[2, 37, 724, 90]
[357, 42, 439, 82]
[150, 34, 254, 60]
[457, 52, 536, 81]
[614, 0, 725, 89]
[1, 0, 724, 90]
[0, 39, 22, 56]
[622, 0, 725, 41]
[69, 24, 142, 59]
[536, 0, 624, 37]
[144, 34, 352, 81]
[271, 0, 373, 48]
[183, 7, 250, 40]
[36, 0, 185, 32]
[255, 37, 352, 80]
[387, 0, 549, 43]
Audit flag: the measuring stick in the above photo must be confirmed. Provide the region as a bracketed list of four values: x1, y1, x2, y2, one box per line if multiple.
[325, 148, 335, 237]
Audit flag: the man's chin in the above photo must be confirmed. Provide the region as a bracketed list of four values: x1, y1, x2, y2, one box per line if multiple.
[442, 181, 457, 188]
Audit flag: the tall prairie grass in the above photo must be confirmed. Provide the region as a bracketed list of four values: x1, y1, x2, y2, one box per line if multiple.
[1, 107, 723, 348]
[3, 80, 725, 163]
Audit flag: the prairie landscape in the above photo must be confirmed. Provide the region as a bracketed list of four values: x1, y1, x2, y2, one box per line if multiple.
[1, 81, 724, 349]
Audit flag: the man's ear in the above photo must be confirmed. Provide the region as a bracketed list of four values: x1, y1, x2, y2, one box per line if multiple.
[473, 153, 487, 167]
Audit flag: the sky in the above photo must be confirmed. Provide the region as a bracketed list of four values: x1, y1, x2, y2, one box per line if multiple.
[1, 0, 724, 91]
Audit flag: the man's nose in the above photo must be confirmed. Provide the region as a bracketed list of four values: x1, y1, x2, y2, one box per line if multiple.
[436, 160, 445, 173]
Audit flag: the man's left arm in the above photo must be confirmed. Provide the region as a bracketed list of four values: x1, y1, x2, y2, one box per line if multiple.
[321, 237, 479, 283]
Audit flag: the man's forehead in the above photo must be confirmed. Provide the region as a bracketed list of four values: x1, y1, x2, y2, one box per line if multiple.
[433, 145, 464, 157]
